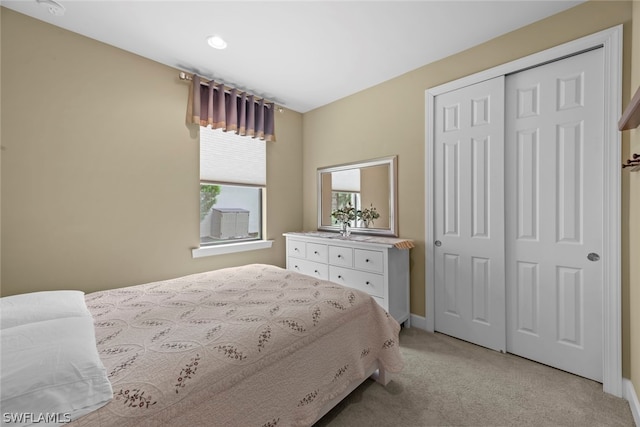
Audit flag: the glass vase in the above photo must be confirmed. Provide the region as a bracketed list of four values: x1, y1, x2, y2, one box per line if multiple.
[340, 221, 351, 237]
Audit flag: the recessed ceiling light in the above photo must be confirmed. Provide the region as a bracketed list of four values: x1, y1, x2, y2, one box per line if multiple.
[207, 35, 227, 50]
[36, 0, 65, 16]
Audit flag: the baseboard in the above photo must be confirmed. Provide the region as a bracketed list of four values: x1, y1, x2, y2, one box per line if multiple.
[623, 378, 640, 426]
[409, 313, 427, 330]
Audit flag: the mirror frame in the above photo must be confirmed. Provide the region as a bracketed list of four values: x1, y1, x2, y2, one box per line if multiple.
[317, 155, 398, 237]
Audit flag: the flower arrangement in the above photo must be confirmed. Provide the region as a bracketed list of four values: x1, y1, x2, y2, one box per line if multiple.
[331, 203, 380, 229]
[331, 204, 357, 225]
[331, 204, 357, 236]
[359, 204, 380, 226]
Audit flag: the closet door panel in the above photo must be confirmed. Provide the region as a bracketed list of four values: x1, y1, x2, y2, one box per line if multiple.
[433, 76, 506, 352]
[505, 48, 604, 382]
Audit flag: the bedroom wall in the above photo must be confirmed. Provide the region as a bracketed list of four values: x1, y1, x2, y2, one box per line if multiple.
[302, 0, 635, 376]
[0, 8, 303, 296]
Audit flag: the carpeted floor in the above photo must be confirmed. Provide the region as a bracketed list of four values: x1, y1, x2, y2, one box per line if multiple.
[315, 327, 635, 426]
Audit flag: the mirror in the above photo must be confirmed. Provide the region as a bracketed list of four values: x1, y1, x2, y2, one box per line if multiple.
[317, 155, 398, 236]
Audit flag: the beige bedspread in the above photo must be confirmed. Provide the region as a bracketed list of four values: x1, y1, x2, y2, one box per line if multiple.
[72, 264, 403, 427]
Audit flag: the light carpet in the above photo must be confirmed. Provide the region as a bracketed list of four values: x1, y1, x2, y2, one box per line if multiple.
[315, 327, 634, 426]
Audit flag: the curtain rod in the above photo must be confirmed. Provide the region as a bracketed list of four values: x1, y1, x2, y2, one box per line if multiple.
[178, 71, 282, 111]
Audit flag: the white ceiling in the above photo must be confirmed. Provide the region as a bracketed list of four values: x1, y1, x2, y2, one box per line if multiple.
[2, 0, 585, 113]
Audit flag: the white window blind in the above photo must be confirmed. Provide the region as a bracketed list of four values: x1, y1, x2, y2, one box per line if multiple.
[200, 126, 266, 185]
[331, 169, 360, 192]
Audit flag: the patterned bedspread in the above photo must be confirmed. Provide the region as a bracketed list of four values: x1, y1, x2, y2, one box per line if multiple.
[72, 264, 403, 427]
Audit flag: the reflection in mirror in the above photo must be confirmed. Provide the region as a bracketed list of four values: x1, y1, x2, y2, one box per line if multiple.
[318, 156, 398, 236]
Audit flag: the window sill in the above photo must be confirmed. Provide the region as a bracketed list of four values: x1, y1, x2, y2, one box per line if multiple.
[191, 240, 273, 258]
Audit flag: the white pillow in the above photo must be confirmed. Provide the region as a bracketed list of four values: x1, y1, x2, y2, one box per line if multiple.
[0, 291, 91, 329]
[1, 316, 113, 426]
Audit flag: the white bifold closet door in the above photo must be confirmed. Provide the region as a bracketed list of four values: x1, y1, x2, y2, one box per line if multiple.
[434, 48, 604, 382]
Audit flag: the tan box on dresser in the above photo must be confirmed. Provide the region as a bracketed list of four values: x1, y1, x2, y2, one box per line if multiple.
[284, 232, 413, 326]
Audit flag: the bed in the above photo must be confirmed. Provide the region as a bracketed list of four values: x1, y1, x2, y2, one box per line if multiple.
[1, 264, 403, 426]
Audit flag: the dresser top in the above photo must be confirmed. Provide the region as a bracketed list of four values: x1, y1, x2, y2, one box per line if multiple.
[283, 231, 414, 250]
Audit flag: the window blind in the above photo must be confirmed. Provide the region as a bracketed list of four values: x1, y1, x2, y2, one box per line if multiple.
[331, 169, 360, 192]
[200, 126, 266, 186]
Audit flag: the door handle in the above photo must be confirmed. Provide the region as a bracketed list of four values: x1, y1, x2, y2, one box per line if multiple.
[587, 252, 600, 262]
[435, 240, 442, 247]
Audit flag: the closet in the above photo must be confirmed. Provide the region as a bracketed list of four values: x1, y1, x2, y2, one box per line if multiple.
[430, 47, 606, 383]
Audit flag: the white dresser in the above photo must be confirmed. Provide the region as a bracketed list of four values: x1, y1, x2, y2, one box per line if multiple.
[284, 232, 413, 326]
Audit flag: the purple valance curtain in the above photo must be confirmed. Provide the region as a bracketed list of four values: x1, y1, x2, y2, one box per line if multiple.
[186, 74, 276, 142]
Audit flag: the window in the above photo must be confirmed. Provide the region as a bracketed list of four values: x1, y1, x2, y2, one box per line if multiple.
[198, 126, 265, 248]
[329, 168, 361, 226]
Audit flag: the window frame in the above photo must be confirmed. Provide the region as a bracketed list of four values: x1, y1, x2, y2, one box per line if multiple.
[193, 128, 273, 258]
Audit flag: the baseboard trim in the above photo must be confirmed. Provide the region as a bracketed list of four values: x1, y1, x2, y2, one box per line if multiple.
[623, 378, 640, 426]
[409, 313, 427, 330]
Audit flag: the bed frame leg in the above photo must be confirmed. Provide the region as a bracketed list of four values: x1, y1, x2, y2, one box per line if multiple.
[370, 367, 392, 386]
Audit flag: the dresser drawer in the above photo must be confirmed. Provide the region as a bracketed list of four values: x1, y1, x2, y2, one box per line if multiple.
[306, 242, 328, 263]
[288, 239, 306, 258]
[329, 266, 384, 298]
[328, 246, 353, 267]
[289, 258, 328, 280]
[354, 249, 384, 273]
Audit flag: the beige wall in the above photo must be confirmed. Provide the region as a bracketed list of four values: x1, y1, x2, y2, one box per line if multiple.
[628, 0, 640, 402]
[0, 8, 303, 296]
[303, 1, 636, 378]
